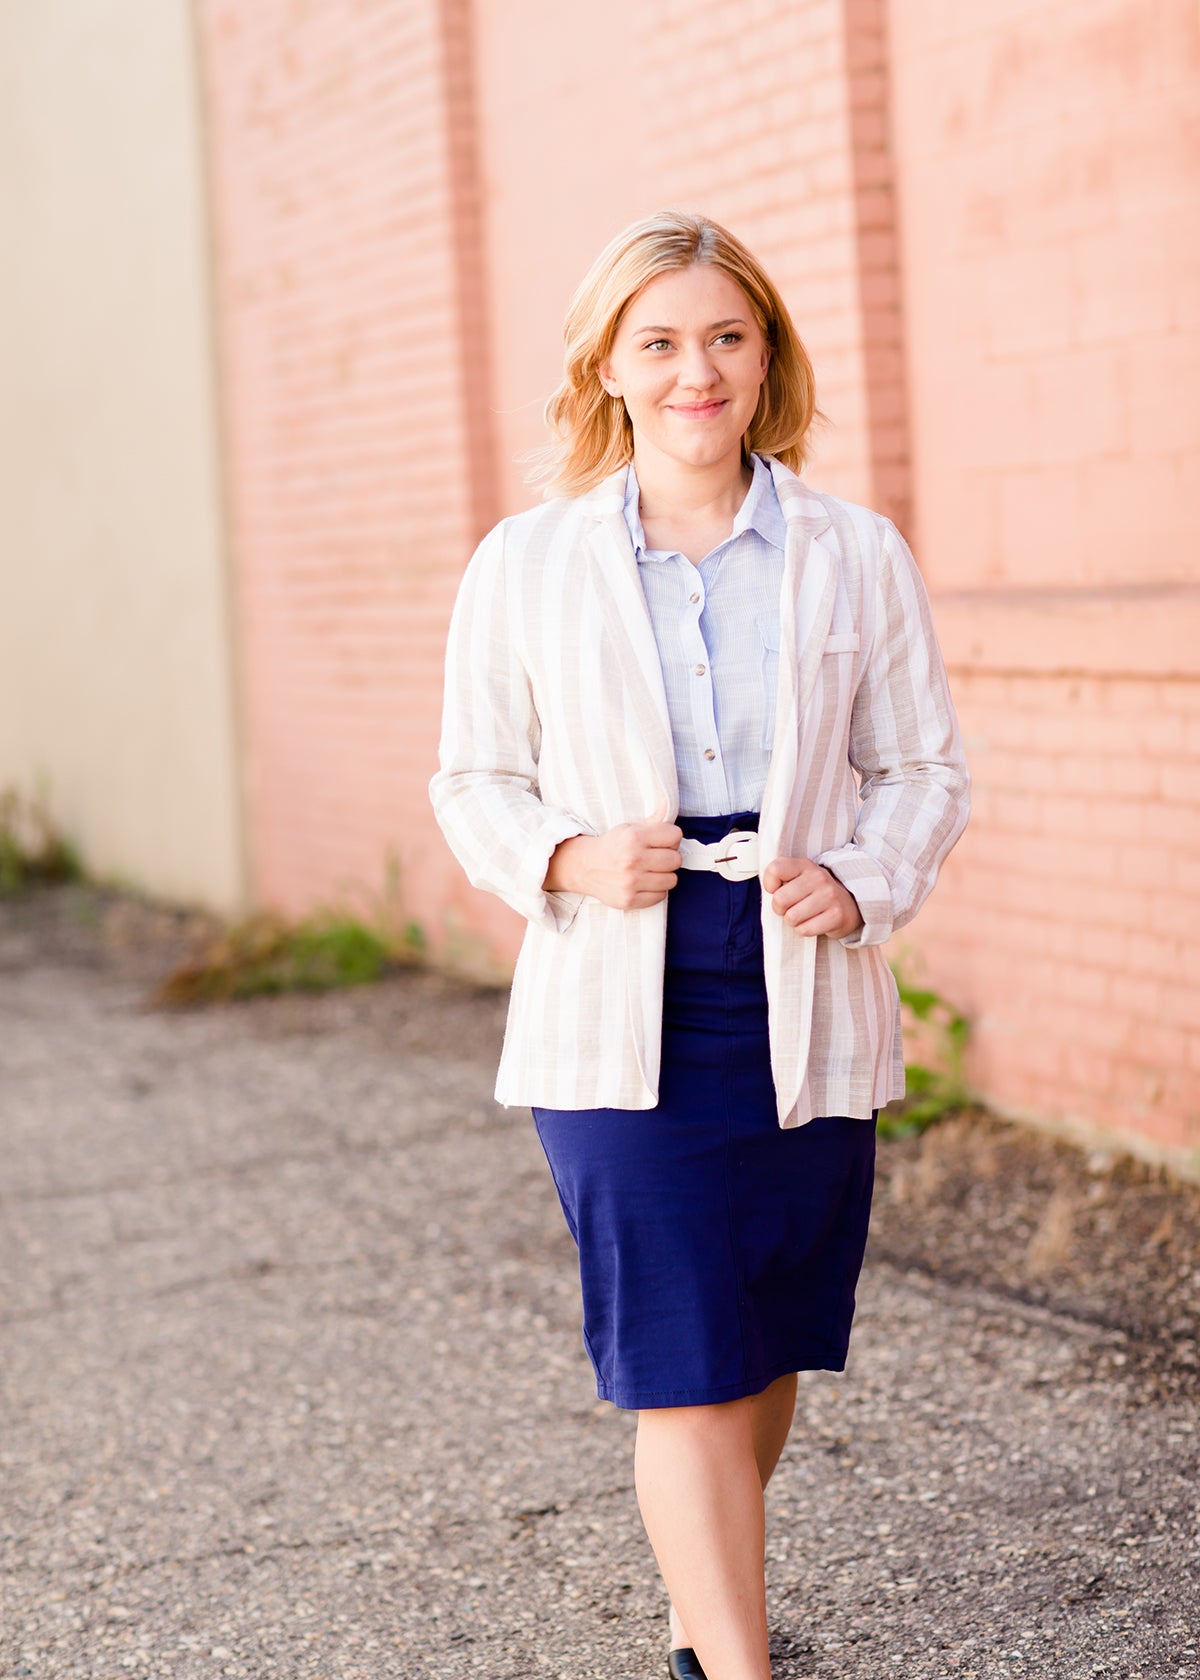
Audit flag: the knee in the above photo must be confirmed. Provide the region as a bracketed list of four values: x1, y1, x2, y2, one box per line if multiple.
[639, 1396, 754, 1444]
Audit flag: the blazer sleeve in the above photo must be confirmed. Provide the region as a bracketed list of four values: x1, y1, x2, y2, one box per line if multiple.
[815, 518, 970, 947]
[428, 520, 590, 933]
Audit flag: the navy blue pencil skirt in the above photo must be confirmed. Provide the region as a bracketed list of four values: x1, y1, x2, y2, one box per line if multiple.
[532, 811, 877, 1411]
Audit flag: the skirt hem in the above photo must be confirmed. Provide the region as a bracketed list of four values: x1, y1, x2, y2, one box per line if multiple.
[597, 1347, 850, 1411]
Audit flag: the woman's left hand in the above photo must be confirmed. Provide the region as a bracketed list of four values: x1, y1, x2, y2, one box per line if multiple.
[762, 856, 864, 939]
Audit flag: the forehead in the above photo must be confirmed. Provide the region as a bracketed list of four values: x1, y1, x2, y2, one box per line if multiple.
[619, 263, 756, 331]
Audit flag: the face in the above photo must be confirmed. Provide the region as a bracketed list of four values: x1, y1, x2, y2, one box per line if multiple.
[597, 264, 770, 478]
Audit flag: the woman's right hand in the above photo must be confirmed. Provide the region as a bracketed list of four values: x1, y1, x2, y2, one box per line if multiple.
[543, 805, 682, 910]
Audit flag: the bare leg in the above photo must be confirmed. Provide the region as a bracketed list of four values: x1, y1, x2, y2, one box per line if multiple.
[667, 1374, 798, 1658]
[638, 1398, 773, 1680]
[749, 1372, 797, 1488]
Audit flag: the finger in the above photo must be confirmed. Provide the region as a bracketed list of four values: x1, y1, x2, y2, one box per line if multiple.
[763, 855, 809, 890]
[785, 910, 837, 937]
[647, 796, 669, 823]
[771, 877, 819, 916]
[630, 879, 676, 907]
[764, 860, 801, 894]
[640, 821, 683, 845]
[625, 831, 679, 858]
[785, 891, 855, 935]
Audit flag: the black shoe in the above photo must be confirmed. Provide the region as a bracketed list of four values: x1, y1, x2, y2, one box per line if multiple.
[667, 1650, 708, 1680]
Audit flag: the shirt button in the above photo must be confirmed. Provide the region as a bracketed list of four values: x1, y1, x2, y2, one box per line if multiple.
[703, 748, 716, 761]
[689, 592, 701, 605]
[694, 663, 706, 676]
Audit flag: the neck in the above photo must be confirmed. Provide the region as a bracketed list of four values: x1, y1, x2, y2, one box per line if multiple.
[631, 448, 753, 525]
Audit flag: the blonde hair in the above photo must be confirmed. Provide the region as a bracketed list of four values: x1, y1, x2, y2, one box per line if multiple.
[529, 210, 823, 498]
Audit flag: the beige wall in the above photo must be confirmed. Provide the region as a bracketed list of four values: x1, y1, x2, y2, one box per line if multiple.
[0, 0, 245, 909]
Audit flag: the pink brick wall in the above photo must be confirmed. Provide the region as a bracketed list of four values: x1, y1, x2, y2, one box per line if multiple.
[631, 0, 911, 525]
[911, 665, 1200, 1155]
[197, 0, 906, 972]
[472, 0, 909, 521]
[196, 0, 496, 949]
[887, 0, 1200, 1158]
[469, 0, 912, 952]
[887, 0, 1200, 592]
[197, 0, 1198, 1161]
[845, 0, 912, 531]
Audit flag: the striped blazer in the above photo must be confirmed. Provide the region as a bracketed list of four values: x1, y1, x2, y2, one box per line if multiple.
[429, 457, 969, 1127]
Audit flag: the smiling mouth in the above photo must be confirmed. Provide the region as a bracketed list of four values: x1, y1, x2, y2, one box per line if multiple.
[668, 399, 728, 418]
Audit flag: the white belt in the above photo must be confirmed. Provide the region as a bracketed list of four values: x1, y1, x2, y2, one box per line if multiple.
[678, 829, 760, 882]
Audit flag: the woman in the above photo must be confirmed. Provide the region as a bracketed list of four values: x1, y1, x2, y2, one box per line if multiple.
[430, 210, 969, 1680]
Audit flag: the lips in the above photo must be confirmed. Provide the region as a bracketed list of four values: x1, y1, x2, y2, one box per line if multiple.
[667, 399, 728, 419]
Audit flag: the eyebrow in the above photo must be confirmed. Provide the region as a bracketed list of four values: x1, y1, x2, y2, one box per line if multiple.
[631, 317, 748, 335]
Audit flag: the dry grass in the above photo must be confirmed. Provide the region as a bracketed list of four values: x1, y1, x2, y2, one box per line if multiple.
[1025, 1187, 1078, 1277]
[149, 908, 425, 1006]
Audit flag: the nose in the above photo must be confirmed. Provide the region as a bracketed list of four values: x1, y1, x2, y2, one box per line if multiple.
[676, 344, 720, 392]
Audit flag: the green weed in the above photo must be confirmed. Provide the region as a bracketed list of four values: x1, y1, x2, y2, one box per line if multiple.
[150, 851, 428, 1006]
[150, 907, 426, 1006]
[0, 785, 83, 894]
[878, 959, 972, 1138]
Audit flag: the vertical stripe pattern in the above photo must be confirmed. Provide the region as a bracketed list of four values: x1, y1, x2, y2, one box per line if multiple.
[429, 458, 970, 1126]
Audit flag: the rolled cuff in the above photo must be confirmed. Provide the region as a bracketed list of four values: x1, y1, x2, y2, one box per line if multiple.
[522, 813, 590, 933]
[815, 845, 895, 947]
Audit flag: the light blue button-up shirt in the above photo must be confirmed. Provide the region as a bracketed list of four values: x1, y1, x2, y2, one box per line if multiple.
[624, 452, 786, 818]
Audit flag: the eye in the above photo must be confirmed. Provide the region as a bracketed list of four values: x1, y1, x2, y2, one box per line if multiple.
[642, 338, 672, 352]
[714, 331, 744, 346]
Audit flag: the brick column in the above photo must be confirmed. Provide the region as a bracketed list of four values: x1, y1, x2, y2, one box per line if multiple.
[196, 0, 497, 934]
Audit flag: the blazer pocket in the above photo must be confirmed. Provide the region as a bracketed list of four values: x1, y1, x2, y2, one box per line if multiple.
[756, 615, 781, 750]
[824, 632, 860, 653]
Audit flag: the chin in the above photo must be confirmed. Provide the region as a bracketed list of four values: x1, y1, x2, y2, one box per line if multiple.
[656, 423, 732, 453]
[677, 439, 744, 469]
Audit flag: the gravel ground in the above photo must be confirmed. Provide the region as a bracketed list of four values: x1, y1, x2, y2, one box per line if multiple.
[1, 886, 1198, 1680]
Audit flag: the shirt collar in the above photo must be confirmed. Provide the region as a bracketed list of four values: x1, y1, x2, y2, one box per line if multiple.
[622, 452, 786, 563]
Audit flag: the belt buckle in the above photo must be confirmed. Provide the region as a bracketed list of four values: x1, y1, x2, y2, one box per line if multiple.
[711, 830, 759, 882]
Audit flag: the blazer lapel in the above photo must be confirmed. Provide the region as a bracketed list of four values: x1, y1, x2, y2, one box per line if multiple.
[792, 529, 841, 715]
[579, 472, 679, 814]
[752, 464, 840, 1125]
[768, 459, 840, 717]
[759, 460, 839, 851]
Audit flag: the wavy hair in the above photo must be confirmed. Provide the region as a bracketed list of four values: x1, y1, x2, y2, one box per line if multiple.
[527, 210, 823, 497]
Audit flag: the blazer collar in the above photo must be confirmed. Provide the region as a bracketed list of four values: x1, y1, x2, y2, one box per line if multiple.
[577, 464, 632, 522]
[764, 455, 834, 537]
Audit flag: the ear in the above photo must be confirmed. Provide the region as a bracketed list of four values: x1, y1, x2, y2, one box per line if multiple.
[596, 358, 621, 399]
[759, 345, 771, 383]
